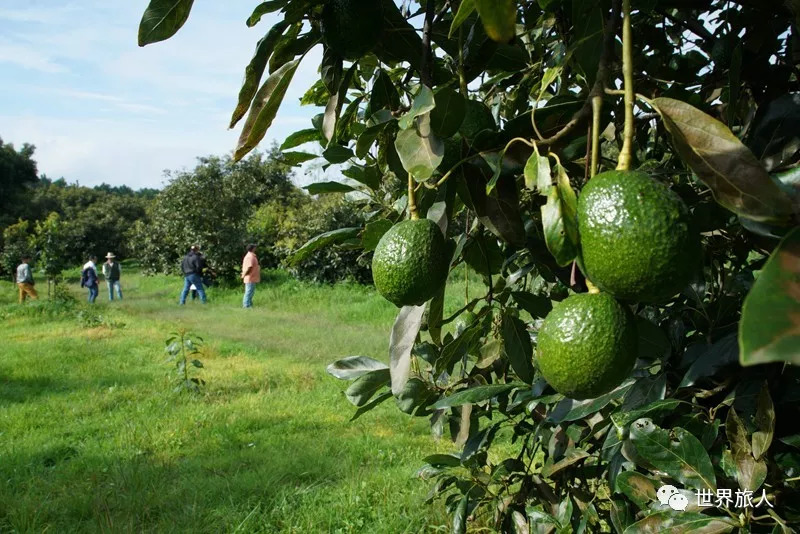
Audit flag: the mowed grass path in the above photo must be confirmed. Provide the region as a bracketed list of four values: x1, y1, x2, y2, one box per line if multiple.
[0, 269, 476, 533]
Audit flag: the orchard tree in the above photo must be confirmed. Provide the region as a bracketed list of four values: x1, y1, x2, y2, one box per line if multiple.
[139, 1, 800, 532]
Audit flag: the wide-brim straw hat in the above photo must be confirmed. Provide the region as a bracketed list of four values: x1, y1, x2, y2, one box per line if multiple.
[105, 252, 116, 259]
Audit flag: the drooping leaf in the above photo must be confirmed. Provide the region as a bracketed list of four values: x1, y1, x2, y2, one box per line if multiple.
[286, 227, 360, 266]
[304, 181, 355, 195]
[395, 115, 444, 182]
[345, 368, 391, 406]
[571, 1, 604, 85]
[389, 305, 426, 395]
[430, 88, 466, 138]
[138, 0, 194, 46]
[326, 356, 389, 380]
[652, 97, 794, 223]
[235, 59, 300, 161]
[437, 323, 484, 374]
[726, 406, 767, 491]
[361, 219, 393, 252]
[322, 63, 356, 143]
[752, 383, 774, 461]
[524, 147, 551, 192]
[549, 380, 634, 423]
[246, 1, 286, 27]
[268, 22, 301, 73]
[740, 227, 800, 366]
[678, 333, 738, 388]
[349, 391, 392, 421]
[368, 69, 400, 118]
[433, 383, 520, 409]
[747, 93, 800, 171]
[448, 0, 476, 38]
[230, 21, 290, 128]
[427, 287, 445, 346]
[475, 0, 516, 43]
[502, 314, 534, 384]
[541, 448, 590, 478]
[342, 165, 381, 190]
[623, 512, 735, 534]
[629, 418, 716, 490]
[540, 165, 578, 266]
[459, 163, 527, 246]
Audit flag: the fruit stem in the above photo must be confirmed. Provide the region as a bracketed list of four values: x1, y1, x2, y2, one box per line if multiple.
[616, 0, 634, 172]
[591, 95, 602, 178]
[408, 172, 419, 219]
[586, 279, 601, 294]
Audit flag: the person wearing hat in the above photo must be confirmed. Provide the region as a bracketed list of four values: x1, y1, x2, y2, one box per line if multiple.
[102, 252, 123, 301]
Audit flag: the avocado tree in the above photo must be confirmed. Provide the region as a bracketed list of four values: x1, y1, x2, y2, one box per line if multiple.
[139, 0, 800, 531]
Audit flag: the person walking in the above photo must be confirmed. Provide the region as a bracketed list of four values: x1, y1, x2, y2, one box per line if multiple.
[179, 245, 207, 304]
[241, 244, 261, 308]
[81, 255, 99, 303]
[16, 254, 38, 304]
[102, 252, 123, 301]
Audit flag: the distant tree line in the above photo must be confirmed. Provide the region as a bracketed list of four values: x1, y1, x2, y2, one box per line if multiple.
[0, 137, 370, 286]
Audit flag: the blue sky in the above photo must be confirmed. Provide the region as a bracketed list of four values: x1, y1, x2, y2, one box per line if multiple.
[0, 1, 324, 189]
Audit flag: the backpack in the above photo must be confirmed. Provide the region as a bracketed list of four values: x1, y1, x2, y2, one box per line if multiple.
[81, 267, 97, 288]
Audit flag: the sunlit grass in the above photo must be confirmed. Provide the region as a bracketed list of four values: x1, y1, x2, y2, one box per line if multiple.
[0, 268, 490, 533]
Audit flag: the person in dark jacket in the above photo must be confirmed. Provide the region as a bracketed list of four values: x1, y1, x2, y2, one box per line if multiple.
[179, 245, 207, 304]
[102, 252, 123, 301]
[81, 255, 99, 303]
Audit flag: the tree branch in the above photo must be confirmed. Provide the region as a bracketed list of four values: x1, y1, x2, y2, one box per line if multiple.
[538, 0, 622, 147]
[420, 0, 436, 87]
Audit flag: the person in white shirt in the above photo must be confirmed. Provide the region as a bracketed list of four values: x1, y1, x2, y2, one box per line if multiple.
[81, 255, 99, 303]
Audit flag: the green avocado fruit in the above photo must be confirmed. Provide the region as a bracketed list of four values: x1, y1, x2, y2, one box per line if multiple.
[372, 218, 450, 307]
[321, 0, 384, 60]
[536, 292, 637, 400]
[577, 170, 698, 302]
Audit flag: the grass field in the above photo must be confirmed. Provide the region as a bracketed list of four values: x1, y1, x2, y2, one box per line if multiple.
[0, 267, 482, 533]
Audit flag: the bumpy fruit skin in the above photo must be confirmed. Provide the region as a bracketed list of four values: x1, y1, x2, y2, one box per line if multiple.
[321, 0, 384, 60]
[372, 219, 449, 307]
[536, 293, 637, 400]
[578, 170, 697, 302]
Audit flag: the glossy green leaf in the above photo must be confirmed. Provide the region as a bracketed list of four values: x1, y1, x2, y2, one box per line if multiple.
[286, 227, 360, 266]
[541, 165, 578, 266]
[678, 333, 738, 388]
[389, 305, 426, 395]
[629, 419, 716, 490]
[304, 181, 355, 195]
[268, 22, 301, 73]
[549, 380, 633, 423]
[280, 128, 322, 150]
[279, 151, 316, 166]
[653, 97, 794, 223]
[342, 165, 381, 190]
[437, 323, 484, 374]
[612, 400, 681, 435]
[137, 0, 194, 46]
[475, 0, 516, 43]
[503, 314, 534, 384]
[623, 512, 736, 534]
[345, 368, 390, 406]
[230, 21, 290, 129]
[369, 69, 400, 117]
[433, 383, 520, 409]
[322, 145, 354, 164]
[398, 86, 436, 130]
[235, 59, 300, 161]
[326, 355, 389, 380]
[541, 448, 589, 478]
[740, 227, 800, 366]
[361, 219, 393, 252]
[458, 164, 527, 247]
[615, 471, 658, 509]
[448, 0, 475, 38]
[349, 391, 392, 421]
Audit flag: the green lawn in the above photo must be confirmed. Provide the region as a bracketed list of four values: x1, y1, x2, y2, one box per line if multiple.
[0, 268, 479, 533]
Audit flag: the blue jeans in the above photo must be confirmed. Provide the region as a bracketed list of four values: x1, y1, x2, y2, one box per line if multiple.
[180, 274, 206, 304]
[243, 282, 256, 308]
[107, 280, 123, 300]
[87, 284, 98, 303]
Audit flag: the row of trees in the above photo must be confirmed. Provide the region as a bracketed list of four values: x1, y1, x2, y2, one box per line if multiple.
[0, 138, 371, 286]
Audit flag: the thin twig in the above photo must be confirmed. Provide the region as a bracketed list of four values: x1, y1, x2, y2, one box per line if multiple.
[537, 0, 623, 147]
[420, 0, 436, 87]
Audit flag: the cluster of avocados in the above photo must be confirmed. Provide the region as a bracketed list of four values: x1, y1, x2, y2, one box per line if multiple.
[536, 170, 698, 400]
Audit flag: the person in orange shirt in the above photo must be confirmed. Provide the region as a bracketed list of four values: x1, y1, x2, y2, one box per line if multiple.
[241, 244, 261, 308]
